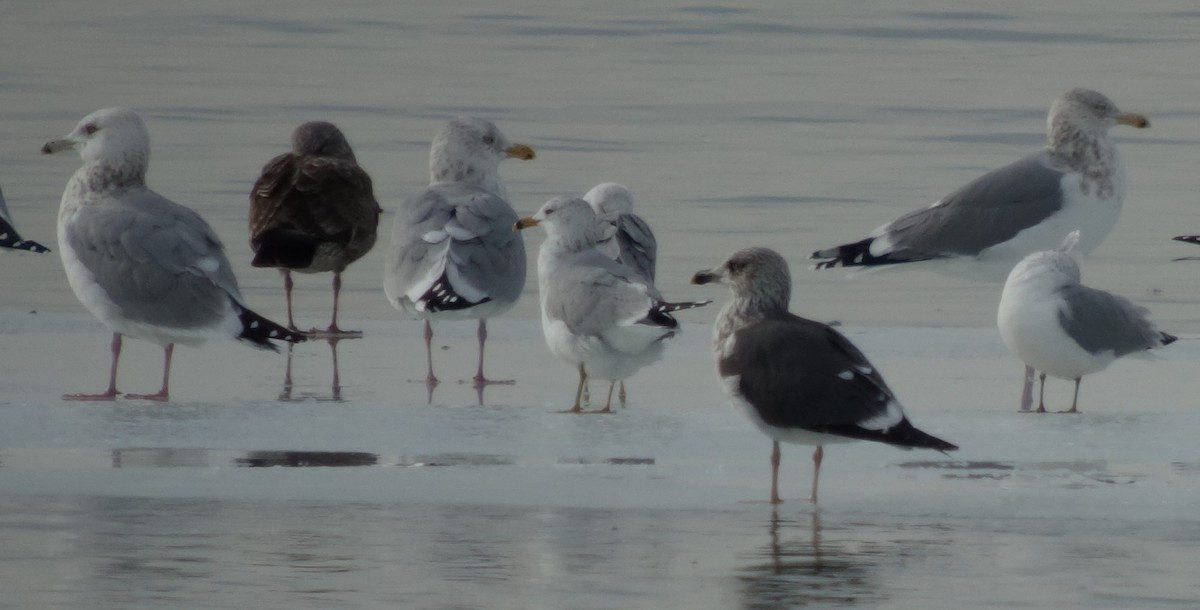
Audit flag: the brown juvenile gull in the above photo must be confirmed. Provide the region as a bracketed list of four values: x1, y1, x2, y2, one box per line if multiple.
[998, 231, 1177, 413]
[692, 247, 957, 504]
[581, 181, 658, 406]
[811, 88, 1149, 411]
[516, 196, 709, 413]
[0, 182, 50, 253]
[249, 121, 381, 337]
[42, 107, 306, 401]
[383, 117, 533, 390]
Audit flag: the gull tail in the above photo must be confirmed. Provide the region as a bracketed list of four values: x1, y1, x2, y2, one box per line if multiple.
[640, 299, 712, 328]
[0, 219, 50, 253]
[232, 301, 308, 351]
[1159, 331, 1178, 347]
[250, 227, 332, 269]
[810, 237, 933, 269]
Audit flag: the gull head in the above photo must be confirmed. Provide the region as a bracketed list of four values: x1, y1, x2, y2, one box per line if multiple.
[293, 121, 356, 161]
[42, 107, 150, 177]
[692, 247, 792, 311]
[1007, 230, 1083, 287]
[582, 182, 635, 219]
[1048, 89, 1149, 141]
[430, 116, 534, 188]
[513, 196, 599, 244]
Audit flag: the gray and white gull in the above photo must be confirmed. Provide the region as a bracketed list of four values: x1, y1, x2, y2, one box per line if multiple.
[42, 107, 305, 401]
[693, 247, 957, 503]
[516, 196, 708, 413]
[384, 117, 534, 390]
[998, 231, 1176, 413]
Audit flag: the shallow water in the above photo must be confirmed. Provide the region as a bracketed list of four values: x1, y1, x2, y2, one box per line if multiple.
[2, 1, 1200, 608]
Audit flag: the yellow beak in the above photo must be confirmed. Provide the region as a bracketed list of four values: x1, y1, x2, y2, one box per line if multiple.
[1115, 112, 1150, 128]
[505, 143, 536, 161]
[513, 217, 539, 231]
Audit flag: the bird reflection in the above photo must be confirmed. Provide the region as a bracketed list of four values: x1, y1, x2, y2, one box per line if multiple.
[737, 509, 878, 608]
[278, 336, 348, 402]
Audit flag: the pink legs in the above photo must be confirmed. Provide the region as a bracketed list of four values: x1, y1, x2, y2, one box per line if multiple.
[472, 319, 514, 388]
[125, 344, 173, 401]
[64, 333, 122, 401]
[810, 446, 824, 504]
[769, 441, 782, 505]
[282, 270, 297, 331]
[1019, 364, 1035, 411]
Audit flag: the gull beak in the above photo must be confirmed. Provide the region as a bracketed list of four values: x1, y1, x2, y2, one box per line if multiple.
[513, 217, 539, 231]
[690, 268, 723, 285]
[41, 138, 76, 155]
[1115, 112, 1149, 128]
[505, 143, 536, 161]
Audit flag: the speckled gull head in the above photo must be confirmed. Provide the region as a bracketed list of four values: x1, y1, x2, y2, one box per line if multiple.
[513, 196, 602, 250]
[583, 182, 635, 219]
[1048, 89, 1148, 145]
[292, 121, 356, 161]
[1007, 230, 1083, 286]
[41, 107, 150, 182]
[429, 116, 535, 196]
[691, 247, 792, 316]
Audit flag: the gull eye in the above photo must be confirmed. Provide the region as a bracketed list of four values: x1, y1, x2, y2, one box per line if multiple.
[543, 208, 555, 216]
[482, 135, 495, 145]
[84, 123, 98, 135]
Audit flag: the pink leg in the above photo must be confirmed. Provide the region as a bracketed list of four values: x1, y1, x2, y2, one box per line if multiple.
[1019, 364, 1035, 411]
[424, 320, 439, 389]
[618, 380, 626, 406]
[126, 344, 173, 401]
[560, 363, 586, 413]
[1035, 372, 1048, 413]
[64, 333, 122, 401]
[472, 319, 514, 388]
[770, 441, 782, 505]
[319, 272, 362, 337]
[809, 446, 824, 504]
[283, 270, 298, 331]
[1061, 378, 1082, 414]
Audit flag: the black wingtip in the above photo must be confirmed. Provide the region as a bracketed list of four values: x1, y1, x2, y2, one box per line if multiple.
[1171, 235, 1200, 246]
[0, 220, 50, 253]
[416, 274, 489, 313]
[234, 302, 308, 350]
[1160, 332, 1179, 347]
[810, 237, 933, 269]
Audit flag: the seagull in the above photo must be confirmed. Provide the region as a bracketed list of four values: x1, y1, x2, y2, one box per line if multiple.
[42, 107, 306, 401]
[997, 231, 1177, 413]
[249, 121, 381, 337]
[1171, 234, 1200, 261]
[811, 88, 1149, 269]
[692, 247, 957, 504]
[583, 182, 657, 281]
[582, 181, 658, 406]
[383, 117, 533, 390]
[515, 196, 708, 413]
[0, 183, 50, 253]
[810, 88, 1149, 410]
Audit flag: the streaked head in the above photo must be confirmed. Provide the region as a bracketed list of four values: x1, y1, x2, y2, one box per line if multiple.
[1049, 88, 1149, 137]
[430, 116, 535, 186]
[692, 247, 792, 311]
[42, 107, 151, 176]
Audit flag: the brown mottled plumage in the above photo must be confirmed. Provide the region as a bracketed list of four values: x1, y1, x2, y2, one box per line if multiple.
[249, 121, 381, 336]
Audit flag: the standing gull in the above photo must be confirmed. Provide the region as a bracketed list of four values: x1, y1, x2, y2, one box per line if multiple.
[0, 183, 50, 253]
[811, 88, 1149, 410]
[812, 88, 1149, 268]
[582, 181, 658, 406]
[692, 247, 957, 504]
[249, 121, 381, 336]
[998, 231, 1176, 413]
[384, 117, 533, 390]
[515, 196, 708, 413]
[42, 107, 306, 401]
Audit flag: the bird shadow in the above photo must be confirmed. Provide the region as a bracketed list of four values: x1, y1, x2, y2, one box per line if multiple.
[277, 336, 350, 402]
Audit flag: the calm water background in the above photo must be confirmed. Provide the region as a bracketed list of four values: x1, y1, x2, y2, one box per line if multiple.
[2, 1, 1200, 608]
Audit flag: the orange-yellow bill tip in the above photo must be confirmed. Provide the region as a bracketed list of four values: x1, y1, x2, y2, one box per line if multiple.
[513, 217, 539, 231]
[505, 143, 536, 160]
[1116, 112, 1149, 128]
